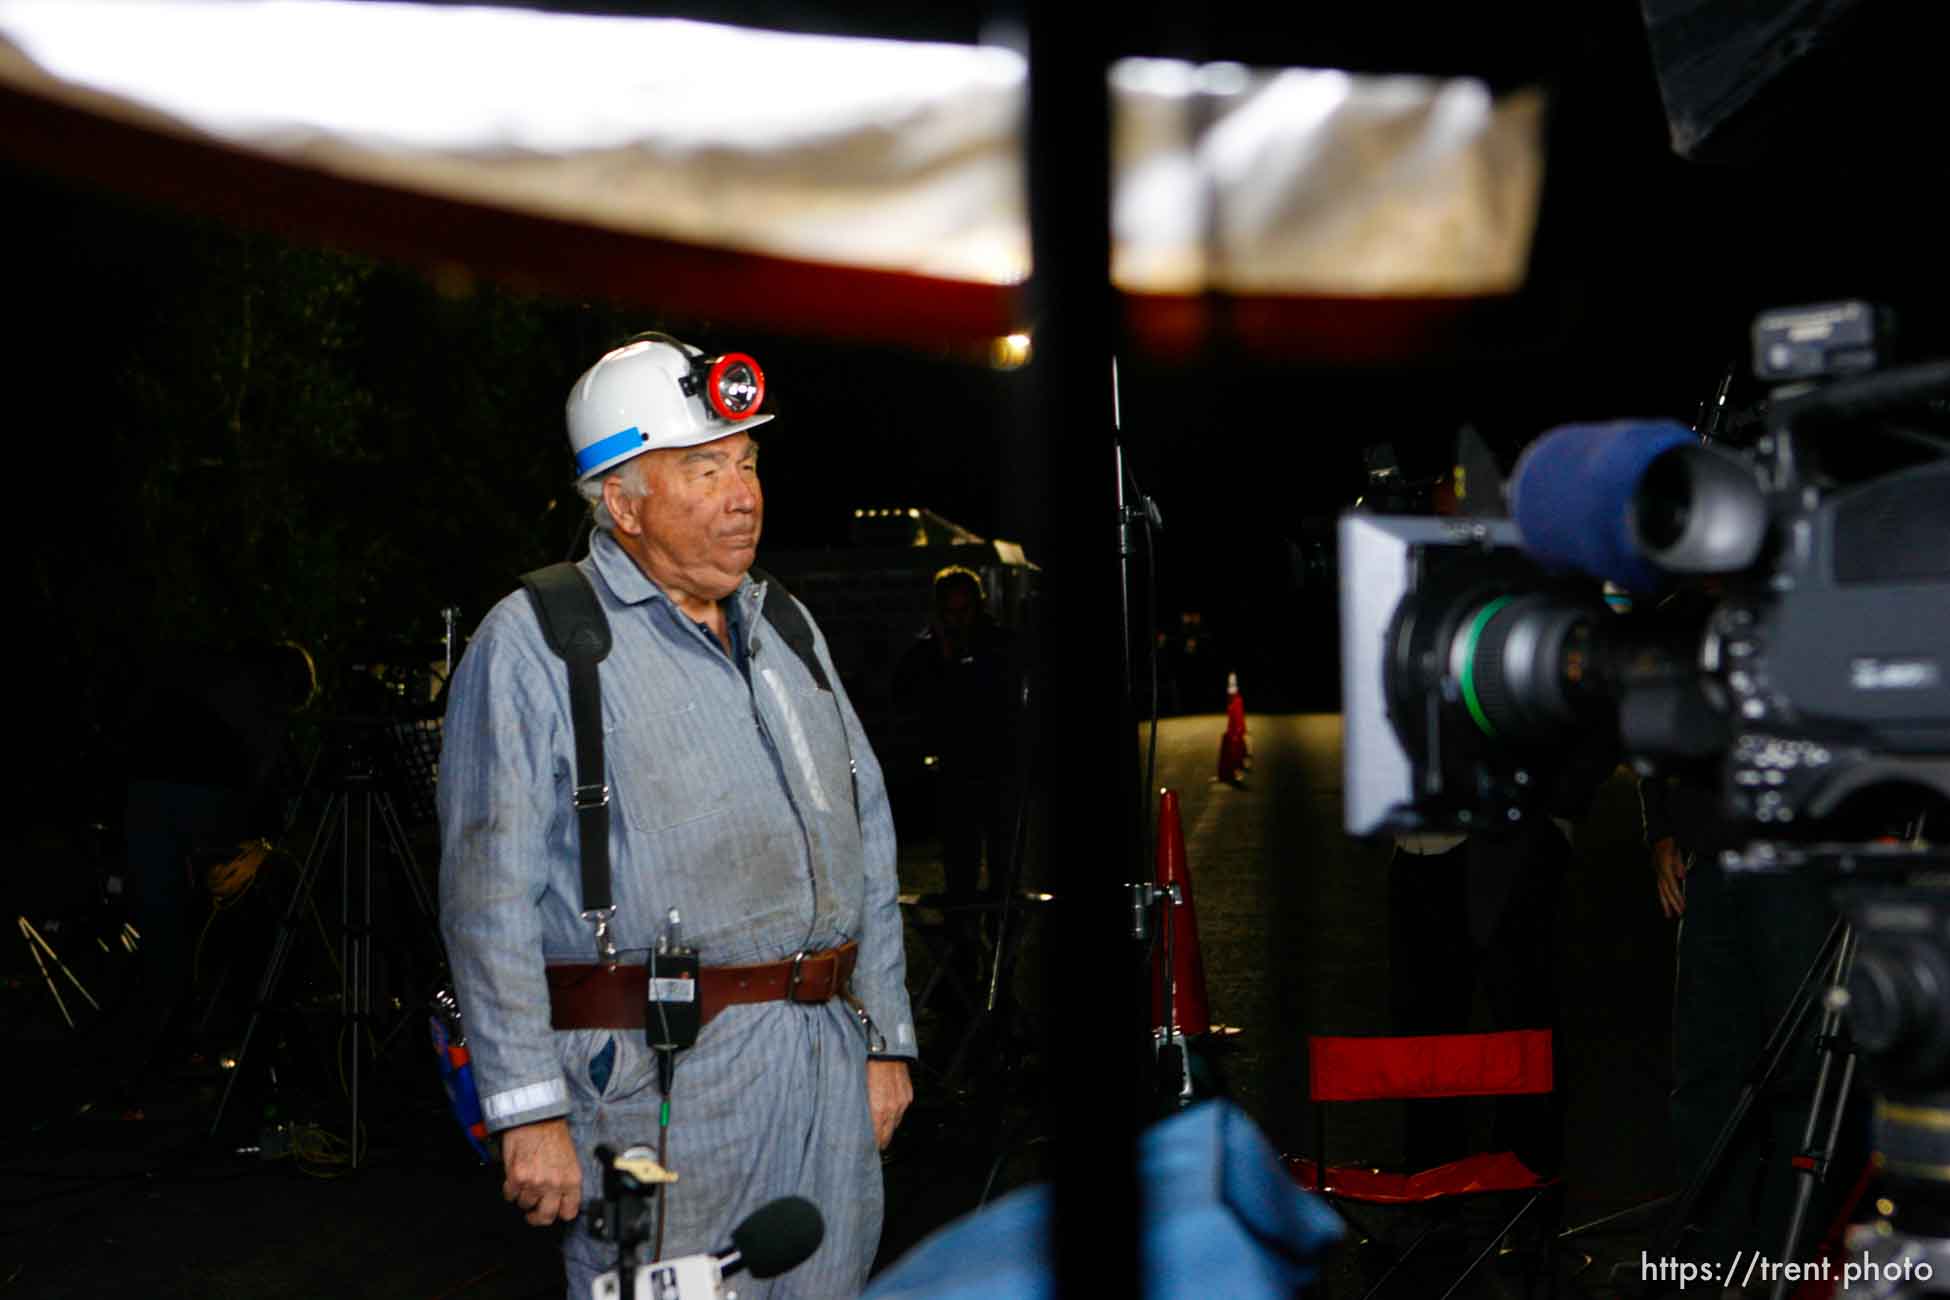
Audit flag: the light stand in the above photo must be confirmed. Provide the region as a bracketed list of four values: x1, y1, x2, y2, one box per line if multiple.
[1108, 361, 1184, 1117]
[209, 719, 442, 1166]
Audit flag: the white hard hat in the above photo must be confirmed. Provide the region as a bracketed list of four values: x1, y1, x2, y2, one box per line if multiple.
[566, 334, 774, 481]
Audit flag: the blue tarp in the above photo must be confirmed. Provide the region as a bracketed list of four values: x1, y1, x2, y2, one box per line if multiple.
[864, 1101, 1343, 1298]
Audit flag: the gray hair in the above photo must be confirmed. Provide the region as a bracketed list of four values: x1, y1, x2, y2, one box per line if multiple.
[576, 455, 650, 532]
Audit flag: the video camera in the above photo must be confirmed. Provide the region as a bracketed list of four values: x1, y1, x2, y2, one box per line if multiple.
[1340, 300, 1950, 868]
[1340, 300, 1950, 1294]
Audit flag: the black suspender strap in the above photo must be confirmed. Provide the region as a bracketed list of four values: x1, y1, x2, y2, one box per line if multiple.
[753, 567, 831, 694]
[520, 562, 617, 964]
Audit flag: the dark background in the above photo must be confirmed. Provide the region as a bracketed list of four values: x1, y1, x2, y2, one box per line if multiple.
[9, 0, 1950, 830]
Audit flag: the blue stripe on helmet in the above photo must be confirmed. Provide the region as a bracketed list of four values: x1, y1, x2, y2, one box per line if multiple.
[575, 427, 646, 475]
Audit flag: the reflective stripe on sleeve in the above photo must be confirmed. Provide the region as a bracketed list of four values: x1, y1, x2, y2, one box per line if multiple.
[482, 1077, 568, 1122]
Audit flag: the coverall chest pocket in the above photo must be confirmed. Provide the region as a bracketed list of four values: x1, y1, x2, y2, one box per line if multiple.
[606, 706, 736, 834]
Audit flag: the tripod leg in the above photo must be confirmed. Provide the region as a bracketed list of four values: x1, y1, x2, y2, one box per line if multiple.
[211, 791, 343, 1139]
[19, 916, 101, 1017]
[1649, 915, 1848, 1273]
[21, 918, 75, 1028]
[1437, 1190, 1545, 1300]
[1768, 926, 1861, 1300]
[372, 789, 448, 1049]
[344, 783, 420, 1167]
[373, 792, 437, 924]
[344, 787, 373, 1169]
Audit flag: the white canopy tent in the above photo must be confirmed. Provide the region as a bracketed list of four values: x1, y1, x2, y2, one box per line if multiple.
[0, 0, 1544, 356]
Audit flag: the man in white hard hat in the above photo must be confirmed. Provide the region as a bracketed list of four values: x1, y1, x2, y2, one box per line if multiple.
[438, 334, 915, 1298]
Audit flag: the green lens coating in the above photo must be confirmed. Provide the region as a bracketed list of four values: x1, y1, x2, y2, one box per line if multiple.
[1459, 596, 1512, 738]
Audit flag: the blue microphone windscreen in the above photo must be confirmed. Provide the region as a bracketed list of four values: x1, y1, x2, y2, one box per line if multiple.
[1510, 420, 1695, 592]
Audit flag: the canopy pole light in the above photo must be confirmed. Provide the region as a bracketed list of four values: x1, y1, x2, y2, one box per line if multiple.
[991, 332, 1033, 369]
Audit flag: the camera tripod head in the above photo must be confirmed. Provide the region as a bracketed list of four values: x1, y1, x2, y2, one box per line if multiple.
[1811, 867, 1950, 1298]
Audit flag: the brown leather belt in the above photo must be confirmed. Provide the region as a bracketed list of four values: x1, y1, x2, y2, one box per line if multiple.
[545, 942, 858, 1031]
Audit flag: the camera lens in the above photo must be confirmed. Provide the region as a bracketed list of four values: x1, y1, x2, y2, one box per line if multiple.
[1452, 594, 1608, 743]
[1847, 938, 1950, 1085]
[1848, 948, 1920, 1057]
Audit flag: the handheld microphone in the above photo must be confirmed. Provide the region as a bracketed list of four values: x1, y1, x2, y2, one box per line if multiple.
[718, 1195, 824, 1279]
[592, 1196, 824, 1300]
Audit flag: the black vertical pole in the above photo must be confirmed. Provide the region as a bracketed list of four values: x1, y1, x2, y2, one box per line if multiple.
[1023, 4, 1148, 1296]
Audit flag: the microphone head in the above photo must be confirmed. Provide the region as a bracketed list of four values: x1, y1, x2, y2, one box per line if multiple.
[730, 1196, 824, 1279]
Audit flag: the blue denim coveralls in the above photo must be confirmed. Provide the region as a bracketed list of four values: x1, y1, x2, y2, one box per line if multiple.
[438, 530, 915, 1297]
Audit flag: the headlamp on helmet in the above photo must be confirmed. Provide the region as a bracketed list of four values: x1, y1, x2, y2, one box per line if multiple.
[694, 353, 765, 420]
[565, 333, 775, 483]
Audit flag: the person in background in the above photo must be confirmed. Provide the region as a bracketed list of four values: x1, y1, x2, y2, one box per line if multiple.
[892, 566, 1018, 905]
[122, 639, 313, 1071]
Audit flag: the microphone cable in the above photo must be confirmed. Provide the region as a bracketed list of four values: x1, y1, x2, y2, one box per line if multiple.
[652, 1044, 674, 1262]
[649, 949, 678, 1263]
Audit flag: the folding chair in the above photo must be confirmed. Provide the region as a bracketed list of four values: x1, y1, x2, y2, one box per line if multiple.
[1287, 1027, 1560, 1300]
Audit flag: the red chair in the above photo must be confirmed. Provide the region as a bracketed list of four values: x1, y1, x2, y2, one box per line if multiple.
[1287, 1028, 1560, 1299]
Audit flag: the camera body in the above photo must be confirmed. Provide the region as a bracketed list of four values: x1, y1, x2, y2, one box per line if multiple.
[1700, 448, 1950, 856]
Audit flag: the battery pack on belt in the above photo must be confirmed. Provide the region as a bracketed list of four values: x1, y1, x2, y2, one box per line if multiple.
[646, 947, 700, 1052]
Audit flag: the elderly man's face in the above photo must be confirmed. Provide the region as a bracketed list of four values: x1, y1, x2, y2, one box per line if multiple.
[607, 432, 762, 607]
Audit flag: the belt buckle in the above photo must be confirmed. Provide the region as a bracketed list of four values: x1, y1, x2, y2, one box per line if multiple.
[785, 950, 810, 1002]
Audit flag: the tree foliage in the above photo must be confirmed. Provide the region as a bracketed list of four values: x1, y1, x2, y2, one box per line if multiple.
[16, 171, 634, 817]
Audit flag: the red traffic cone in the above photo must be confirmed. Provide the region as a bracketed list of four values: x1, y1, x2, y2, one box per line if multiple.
[1152, 788, 1212, 1038]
